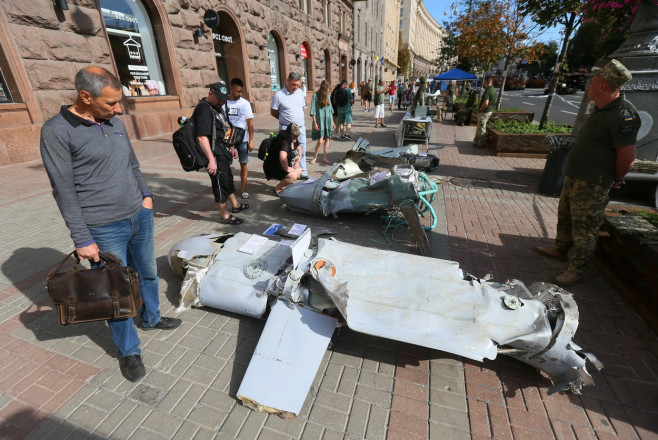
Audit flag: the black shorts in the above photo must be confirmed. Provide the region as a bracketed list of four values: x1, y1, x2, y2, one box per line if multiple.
[209, 155, 235, 203]
[365, 94, 372, 102]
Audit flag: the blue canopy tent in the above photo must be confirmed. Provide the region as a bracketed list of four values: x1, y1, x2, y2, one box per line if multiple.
[432, 68, 477, 91]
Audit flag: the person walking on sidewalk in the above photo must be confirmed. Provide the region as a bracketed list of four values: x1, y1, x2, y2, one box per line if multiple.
[40, 66, 182, 382]
[535, 60, 640, 286]
[226, 78, 254, 200]
[397, 81, 406, 110]
[271, 72, 309, 179]
[336, 80, 354, 140]
[330, 82, 342, 139]
[472, 75, 497, 148]
[387, 80, 397, 111]
[364, 79, 373, 112]
[310, 80, 335, 164]
[374, 78, 387, 127]
[193, 81, 249, 225]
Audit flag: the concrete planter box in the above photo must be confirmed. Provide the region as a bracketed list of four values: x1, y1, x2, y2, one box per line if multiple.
[469, 110, 534, 125]
[595, 214, 658, 333]
[485, 127, 572, 158]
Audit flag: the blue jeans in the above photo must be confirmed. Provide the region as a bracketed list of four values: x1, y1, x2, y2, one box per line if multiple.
[88, 207, 161, 356]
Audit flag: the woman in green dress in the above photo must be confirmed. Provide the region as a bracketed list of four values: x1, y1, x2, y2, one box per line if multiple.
[310, 80, 335, 164]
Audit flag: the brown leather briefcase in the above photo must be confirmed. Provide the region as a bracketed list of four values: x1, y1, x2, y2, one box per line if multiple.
[46, 251, 142, 325]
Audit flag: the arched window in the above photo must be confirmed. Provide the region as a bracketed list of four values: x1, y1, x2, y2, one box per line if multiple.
[267, 33, 282, 91]
[300, 42, 311, 88]
[0, 68, 12, 103]
[100, 0, 168, 96]
[323, 50, 331, 82]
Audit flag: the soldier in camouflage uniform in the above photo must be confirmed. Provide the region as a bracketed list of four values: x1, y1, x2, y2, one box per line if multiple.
[473, 75, 497, 148]
[535, 59, 641, 286]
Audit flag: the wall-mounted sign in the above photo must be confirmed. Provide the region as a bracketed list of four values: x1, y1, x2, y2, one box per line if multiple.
[300, 44, 307, 59]
[204, 10, 220, 29]
[213, 33, 233, 44]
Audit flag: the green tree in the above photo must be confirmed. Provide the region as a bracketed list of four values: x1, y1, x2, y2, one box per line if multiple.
[434, 23, 459, 73]
[567, 19, 629, 69]
[451, 0, 506, 75]
[493, 0, 544, 109]
[397, 32, 411, 77]
[537, 41, 559, 77]
[521, 0, 583, 129]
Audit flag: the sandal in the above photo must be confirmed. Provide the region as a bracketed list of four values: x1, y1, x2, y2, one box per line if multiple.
[231, 203, 249, 213]
[241, 192, 249, 200]
[220, 215, 243, 225]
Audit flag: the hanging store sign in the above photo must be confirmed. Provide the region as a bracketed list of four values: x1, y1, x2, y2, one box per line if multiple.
[204, 10, 220, 29]
[300, 45, 307, 59]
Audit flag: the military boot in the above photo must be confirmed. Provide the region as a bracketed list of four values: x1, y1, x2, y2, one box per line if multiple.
[554, 268, 582, 286]
[534, 246, 568, 262]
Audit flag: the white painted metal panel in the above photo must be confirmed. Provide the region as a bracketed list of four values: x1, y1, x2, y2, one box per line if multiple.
[311, 238, 551, 361]
[199, 233, 290, 318]
[237, 300, 337, 416]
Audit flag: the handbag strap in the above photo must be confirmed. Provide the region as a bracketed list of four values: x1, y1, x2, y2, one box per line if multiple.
[47, 250, 124, 279]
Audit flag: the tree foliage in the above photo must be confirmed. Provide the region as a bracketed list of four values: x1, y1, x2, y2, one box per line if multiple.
[567, 19, 629, 69]
[450, 0, 506, 74]
[520, 0, 583, 128]
[434, 23, 459, 72]
[397, 32, 411, 77]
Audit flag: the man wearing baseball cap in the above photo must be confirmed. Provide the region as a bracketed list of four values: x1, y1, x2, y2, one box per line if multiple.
[192, 81, 249, 225]
[264, 123, 303, 194]
[535, 59, 641, 286]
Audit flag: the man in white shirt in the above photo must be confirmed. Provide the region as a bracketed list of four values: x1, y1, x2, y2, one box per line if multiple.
[271, 72, 309, 180]
[227, 78, 255, 199]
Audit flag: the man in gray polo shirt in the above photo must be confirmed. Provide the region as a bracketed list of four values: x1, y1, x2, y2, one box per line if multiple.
[40, 66, 181, 382]
[271, 72, 309, 179]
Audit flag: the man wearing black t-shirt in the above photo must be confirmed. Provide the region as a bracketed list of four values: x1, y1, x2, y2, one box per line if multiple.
[264, 123, 303, 195]
[193, 81, 249, 225]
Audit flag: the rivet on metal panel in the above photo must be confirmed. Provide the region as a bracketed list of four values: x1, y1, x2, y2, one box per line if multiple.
[503, 295, 522, 310]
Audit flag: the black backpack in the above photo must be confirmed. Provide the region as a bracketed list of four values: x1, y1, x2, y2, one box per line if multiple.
[172, 102, 215, 172]
[335, 88, 348, 107]
[258, 133, 276, 160]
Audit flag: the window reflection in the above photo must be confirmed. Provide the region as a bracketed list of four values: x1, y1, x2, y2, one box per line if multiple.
[0, 68, 12, 103]
[100, 0, 167, 97]
[267, 33, 281, 91]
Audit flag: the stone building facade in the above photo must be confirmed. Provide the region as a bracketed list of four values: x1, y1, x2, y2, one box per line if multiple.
[382, 0, 401, 83]
[352, 0, 385, 96]
[0, 0, 353, 166]
[399, 0, 444, 78]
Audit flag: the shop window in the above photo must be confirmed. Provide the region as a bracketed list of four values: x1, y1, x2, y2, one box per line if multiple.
[101, 0, 167, 96]
[213, 31, 229, 83]
[300, 42, 310, 87]
[324, 50, 330, 82]
[0, 68, 12, 103]
[267, 33, 282, 91]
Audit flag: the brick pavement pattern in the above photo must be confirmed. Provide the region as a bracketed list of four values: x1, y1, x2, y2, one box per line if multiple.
[0, 102, 656, 439]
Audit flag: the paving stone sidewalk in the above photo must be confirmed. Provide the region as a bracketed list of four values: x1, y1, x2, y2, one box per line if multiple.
[1, 102, 657, 440]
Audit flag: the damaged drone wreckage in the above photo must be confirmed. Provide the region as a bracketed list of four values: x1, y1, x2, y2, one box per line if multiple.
[169, 228, 603, 418]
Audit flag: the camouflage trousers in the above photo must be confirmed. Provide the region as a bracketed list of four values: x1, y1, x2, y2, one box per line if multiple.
[555, 176, 613, 273]
[473, 111, 493, 147]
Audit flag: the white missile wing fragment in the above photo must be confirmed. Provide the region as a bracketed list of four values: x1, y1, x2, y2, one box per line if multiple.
[237, 299, 337, 418]
[168, 229, 602, 417]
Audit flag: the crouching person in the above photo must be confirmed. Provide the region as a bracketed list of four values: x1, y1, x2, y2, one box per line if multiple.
[264, 123, 303, 195]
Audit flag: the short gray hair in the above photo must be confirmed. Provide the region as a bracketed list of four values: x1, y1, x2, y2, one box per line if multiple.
[75, 66, 121, 98]
[288, 71, 301, 81]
